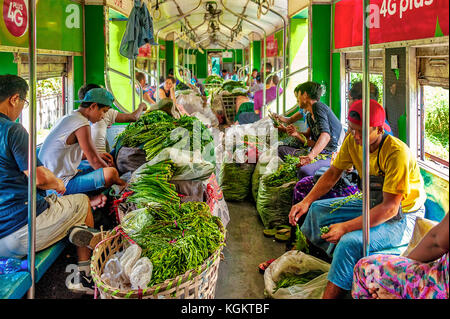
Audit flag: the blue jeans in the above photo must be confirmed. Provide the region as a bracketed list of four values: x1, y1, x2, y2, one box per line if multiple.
[64, 167, 106, 195]
[300, 197, 425, 291]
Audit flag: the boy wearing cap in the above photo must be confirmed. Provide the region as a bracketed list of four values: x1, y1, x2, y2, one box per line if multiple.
[77, 83, 147, 167]
[39, 88, 126, 209]
[288, 99, 427, 299]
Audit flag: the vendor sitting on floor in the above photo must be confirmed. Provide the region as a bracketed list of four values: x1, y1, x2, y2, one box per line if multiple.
[276, 81, 345, 179]
[38, 88, 126, 210]
[288, 98, 427, 299]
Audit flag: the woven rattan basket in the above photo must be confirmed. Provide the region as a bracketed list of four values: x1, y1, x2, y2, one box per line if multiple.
[90, 222, 225, 299]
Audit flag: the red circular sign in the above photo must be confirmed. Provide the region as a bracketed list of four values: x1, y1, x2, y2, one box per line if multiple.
[3, 0, 28, 37]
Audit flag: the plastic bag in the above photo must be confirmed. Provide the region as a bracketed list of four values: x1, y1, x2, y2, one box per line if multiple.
[119, 244, 142, 280]
[176, 93, 204, 115]
[251, 145, 281, 202]
[129, 257, 153, 290]
[204, 173, 230, 228]
[218, 162, 255, 202]
[256, 177, 297, 229]
[101, 256, 125, 288]
[264, 250, 331, 299]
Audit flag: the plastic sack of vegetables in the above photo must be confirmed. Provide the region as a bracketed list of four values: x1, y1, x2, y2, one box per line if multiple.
[176, 93, 204, 115]
[218, 161, 255, 202]
[264, 250, 330, 299]
[147, 147, 215, 181]
[251, 145, 281, 202]
[256, 155, 300, 228]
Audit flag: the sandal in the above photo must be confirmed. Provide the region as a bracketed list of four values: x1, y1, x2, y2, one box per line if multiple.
[258, 258, 276, 274]
[276, 228, 291, 236]
[263, 228, 277, 237]
[275, 233, 291, 242]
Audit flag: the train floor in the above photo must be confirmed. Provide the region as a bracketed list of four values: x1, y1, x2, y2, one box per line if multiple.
[33, 200, 287, 299]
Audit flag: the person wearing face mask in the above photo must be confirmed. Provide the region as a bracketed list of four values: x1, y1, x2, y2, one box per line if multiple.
[38, 88, 126, 210]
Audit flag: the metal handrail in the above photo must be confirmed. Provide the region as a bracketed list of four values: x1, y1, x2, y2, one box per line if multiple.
[275, 66, 310, 114]
[155, 0, 203, 102]
[252, 0, 289, 115]
[105, 65, 143, 108]
[220, 0, 267, 112]
[27, 0, 37, 300]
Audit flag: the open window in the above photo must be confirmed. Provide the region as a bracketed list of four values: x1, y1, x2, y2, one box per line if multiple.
[16, 54, 70, 145]
[342, 50, 384, 129]
[416, 45, 449, 174]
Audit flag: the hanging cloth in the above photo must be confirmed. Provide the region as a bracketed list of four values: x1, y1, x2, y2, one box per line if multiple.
[119, 0, 158, 60]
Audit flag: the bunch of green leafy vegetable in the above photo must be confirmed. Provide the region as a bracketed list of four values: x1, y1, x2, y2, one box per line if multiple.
[264, 155, 301, 187]
[329, 192, 363, 214]
[273, 270, 325, 293]
[120, 201, 225, 286]
[295, 224, 309, 253]
[128, 160, 180, 208]
[221, 80, 248, 93]
[204, 75, 224, 85]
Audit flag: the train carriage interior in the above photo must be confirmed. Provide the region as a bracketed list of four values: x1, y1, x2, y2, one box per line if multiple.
[0, 0, 448, 302]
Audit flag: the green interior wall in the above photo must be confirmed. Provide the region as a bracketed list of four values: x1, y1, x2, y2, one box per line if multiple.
[252, 41, 261, 72]
[165, 40, 174, 77]
[0, 52, 18, 75]
[85, 5, 106, 87]
[311, 4, 331, 107]
[196, 50, 208, 79]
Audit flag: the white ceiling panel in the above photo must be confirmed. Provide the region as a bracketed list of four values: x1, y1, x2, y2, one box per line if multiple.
[150, 0, 289, 49]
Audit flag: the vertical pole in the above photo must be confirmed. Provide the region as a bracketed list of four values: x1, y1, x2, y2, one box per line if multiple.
[262, 34, 267, 115]
[362, 0, 371, 257]
[157, 43, 161, 102]
[82, 1, 86, 85]
[26, 0, 37, 299]
[131, 60, 136, 111]
[308, 2, 312, 81]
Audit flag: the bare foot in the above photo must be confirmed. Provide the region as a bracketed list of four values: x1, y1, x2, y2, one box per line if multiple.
[89, 193, 107, 210]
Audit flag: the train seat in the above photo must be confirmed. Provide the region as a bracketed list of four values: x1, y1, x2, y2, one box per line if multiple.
[0, 240, 67, 299]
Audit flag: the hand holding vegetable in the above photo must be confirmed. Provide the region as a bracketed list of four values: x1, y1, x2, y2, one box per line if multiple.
[321, 222, 348, 244]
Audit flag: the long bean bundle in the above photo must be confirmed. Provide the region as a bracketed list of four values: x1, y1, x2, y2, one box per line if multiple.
[120, 202, 225, 286]
[128, 160, 180, 208]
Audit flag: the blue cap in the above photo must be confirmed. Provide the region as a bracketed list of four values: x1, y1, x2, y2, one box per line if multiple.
[76, 88, 115, 106]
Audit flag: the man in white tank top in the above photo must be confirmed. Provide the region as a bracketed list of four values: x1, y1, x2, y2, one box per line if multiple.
[39, 88, 126, 209]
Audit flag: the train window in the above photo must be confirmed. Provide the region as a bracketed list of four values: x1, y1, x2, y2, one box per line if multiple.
[20, 77, 66, 145]
[417, 85, 449, 169]
[342, 50, 384, 128]
[342, 72, 384, 128]
[415, 45, 449, 175]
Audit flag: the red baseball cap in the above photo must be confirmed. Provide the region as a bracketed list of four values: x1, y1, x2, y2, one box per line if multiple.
[348, 99, 391, 133]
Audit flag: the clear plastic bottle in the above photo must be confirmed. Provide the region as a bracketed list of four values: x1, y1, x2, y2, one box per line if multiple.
[0, 258, 28, 275]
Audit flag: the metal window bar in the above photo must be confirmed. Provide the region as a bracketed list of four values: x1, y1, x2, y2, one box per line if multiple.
[275, 66, 310, 114]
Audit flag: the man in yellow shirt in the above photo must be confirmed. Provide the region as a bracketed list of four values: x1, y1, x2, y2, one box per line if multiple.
[289, 99, 427, 299]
